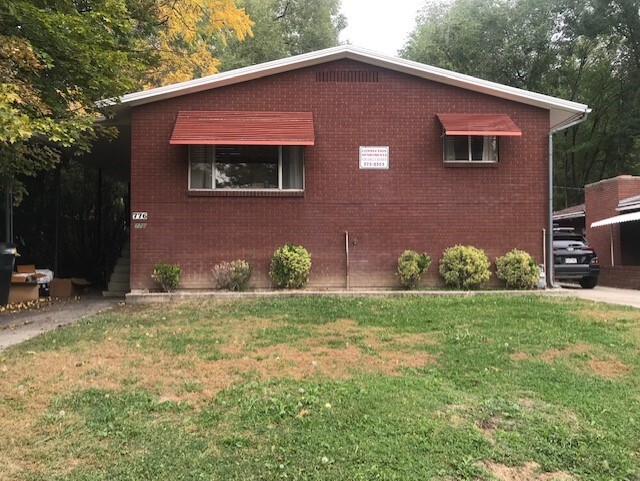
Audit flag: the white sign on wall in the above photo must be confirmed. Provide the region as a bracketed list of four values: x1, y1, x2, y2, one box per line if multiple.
[132, 212, 148, 220]
[359, 146, 389, 169]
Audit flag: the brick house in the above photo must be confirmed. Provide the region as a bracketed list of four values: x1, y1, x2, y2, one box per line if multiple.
[99, 46, 590, 291]
[586, 176, 640, 288]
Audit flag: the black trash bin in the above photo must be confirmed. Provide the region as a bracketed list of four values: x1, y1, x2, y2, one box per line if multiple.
[0, 243, 17, 306]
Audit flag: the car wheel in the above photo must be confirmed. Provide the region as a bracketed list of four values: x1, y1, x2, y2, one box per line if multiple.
[579, 277, 598, 289]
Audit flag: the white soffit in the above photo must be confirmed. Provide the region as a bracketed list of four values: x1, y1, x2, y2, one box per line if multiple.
[591, 211, 640, 228]
[110, 45, 589, 130]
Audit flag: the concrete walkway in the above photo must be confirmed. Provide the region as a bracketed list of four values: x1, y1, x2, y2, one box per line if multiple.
[557, 284, 640, 309]
[0, 297, 119, 350]
[126, 285, 640, 309]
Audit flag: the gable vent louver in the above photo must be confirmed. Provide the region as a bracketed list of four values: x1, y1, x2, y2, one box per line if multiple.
[315, 70, 379, 83]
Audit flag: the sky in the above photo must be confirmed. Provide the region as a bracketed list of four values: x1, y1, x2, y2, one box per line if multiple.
[339, 0, 426, 56]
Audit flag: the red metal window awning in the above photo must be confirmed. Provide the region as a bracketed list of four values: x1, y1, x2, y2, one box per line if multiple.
[170, 111, 315, 145]
[436, 114, 522, 136]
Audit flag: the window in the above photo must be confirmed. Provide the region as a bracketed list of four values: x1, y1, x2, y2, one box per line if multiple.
[444, 135, 499, 162]
[189, 145, 304, 190]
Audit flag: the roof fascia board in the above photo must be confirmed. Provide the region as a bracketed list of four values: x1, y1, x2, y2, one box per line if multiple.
[116, 47, 348, 107]
[108, 46, 589, 126]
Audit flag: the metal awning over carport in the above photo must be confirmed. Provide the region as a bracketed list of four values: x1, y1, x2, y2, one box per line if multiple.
[436, 113, 522, 136]
[591, 211, 640, 228]
[169, 111, 315, 145]
[591, 210, 640, 267]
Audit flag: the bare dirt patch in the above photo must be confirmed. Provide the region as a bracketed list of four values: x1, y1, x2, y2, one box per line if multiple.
[510, 351, 529, 361]
[587, 357, 630, 379]
[538, 342, 630, 379]
[540, 343, 593, 363]
[480, 461, 574, 480]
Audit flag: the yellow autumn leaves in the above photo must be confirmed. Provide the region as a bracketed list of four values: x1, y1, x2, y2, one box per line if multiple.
[144, 0, 255, 87]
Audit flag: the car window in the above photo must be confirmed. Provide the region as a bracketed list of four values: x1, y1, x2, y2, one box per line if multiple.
[553, 239, 588, 249]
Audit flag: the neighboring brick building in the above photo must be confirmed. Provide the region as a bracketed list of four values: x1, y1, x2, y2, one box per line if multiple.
[585, 176, 640, 289]
[100, 46, 589, 291]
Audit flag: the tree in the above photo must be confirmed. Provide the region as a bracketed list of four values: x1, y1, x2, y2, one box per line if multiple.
[0, 0, 253, 202]
[402, 0, 640, 208]
[215, 0, 347, 71]
[0, 0, 147, 201]
[401, 0, 561, 92]
[143, 0, 254, 86]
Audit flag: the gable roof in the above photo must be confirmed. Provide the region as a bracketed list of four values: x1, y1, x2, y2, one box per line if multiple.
[108, 45, 589, 131]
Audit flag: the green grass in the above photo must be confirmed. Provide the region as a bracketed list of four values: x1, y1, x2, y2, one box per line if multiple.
[1, 295, 639, 480]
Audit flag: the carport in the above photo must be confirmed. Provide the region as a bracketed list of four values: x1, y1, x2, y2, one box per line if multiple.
[2, 114, 132, 295]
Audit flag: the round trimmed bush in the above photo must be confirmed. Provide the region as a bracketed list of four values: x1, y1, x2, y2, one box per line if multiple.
[495, 249, 540, 290]
[439, 245, 491, 289]
[397, 250, 431, 289]
[152, 263, 181, 292]
[269, 243, 312, 288]
[213, 260, 252, 291]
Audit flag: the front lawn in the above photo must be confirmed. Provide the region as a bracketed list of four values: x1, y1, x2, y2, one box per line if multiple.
[1, 296, 639, 480]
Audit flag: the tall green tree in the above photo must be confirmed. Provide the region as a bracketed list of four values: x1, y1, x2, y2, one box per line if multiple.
[0, 0, 151, 201]
[215, 0, 347, 71]
[0, 0, 253, 202]
[402, 0, 640, 208]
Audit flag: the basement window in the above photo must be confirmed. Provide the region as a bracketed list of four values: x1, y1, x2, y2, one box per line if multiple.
[189, 145, 304, 190]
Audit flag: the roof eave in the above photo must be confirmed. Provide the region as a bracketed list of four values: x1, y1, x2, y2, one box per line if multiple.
[102, 45, 589, 130]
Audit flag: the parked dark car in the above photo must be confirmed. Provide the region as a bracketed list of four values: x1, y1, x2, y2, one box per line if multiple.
[553, 228, 600, 288]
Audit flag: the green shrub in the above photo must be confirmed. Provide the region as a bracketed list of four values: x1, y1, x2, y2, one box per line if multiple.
[397, 250, 432, 289]
[495, 249, 540, 290]
[152, 263, 181, 292]
[439, 245, 491, 289]
[269, 244, 312, 289]
[213, 260, 252, 291]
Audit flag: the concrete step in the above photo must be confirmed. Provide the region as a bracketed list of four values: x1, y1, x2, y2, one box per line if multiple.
[113, 264, 130, 274]
[109, 271, 130, 283]
[102, 290, 127, 298]
[108, 280, 130, 292]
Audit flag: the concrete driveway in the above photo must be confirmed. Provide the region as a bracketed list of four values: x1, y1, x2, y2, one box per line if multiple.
[0, 296, 119, 350]
[558, 284, 640, 309]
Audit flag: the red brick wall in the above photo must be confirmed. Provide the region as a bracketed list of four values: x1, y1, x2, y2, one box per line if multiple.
[130, 59, 550, 290]
[585, 176, 640, 267]
[599, 266, 640, 289]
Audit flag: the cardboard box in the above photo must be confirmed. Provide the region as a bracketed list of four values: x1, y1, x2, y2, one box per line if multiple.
[8, 283, 39, 304]
[50, 278, 91, 298]
[8, 265, 42, 303]
[16, 265, 36, 274]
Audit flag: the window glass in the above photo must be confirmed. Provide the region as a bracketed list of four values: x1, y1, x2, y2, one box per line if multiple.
[282, 146, 304, 189]
[444, 136, 469, 161]
[215, 145, 279, 189]
[189, 146, 213, 189]
[470, 136, 484, 160]
[483, 136, 498, 162]
[444, 135, 498, 162]
[188, 145, 305, 190]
